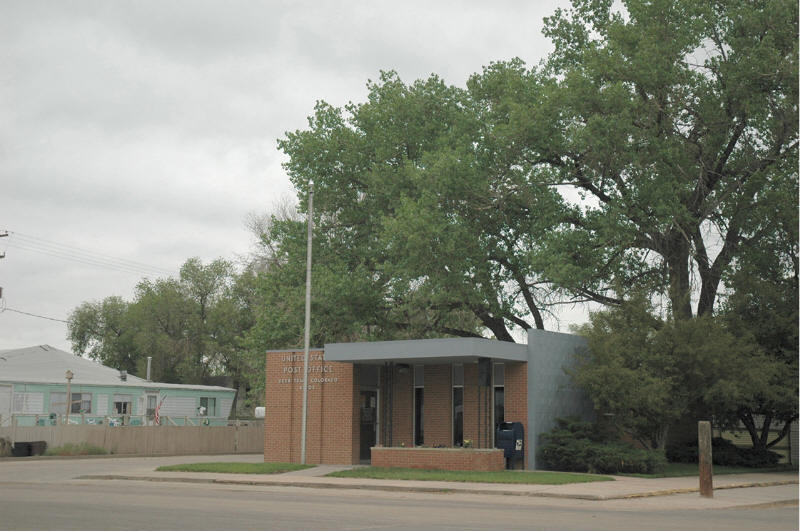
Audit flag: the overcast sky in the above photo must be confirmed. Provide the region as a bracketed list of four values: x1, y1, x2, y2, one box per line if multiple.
[1, 0, 583, 352]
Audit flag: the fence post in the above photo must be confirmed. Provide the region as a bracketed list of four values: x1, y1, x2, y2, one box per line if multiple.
[698, 420, 713, 498]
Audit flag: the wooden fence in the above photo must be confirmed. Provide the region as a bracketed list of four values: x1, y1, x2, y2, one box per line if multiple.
[0, 420, 263, 456]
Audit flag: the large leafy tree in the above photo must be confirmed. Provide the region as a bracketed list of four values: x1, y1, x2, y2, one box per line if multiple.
[490, 0, 798, 319]
[68, 258, 255, 387]
[278, 72, 570, 342]
[537, 0, 798, 452]
[67, 296, 138, 374]
[274, 0, 797, 344]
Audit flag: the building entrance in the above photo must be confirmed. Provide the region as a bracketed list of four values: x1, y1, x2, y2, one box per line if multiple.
[359, 390, 378, 462]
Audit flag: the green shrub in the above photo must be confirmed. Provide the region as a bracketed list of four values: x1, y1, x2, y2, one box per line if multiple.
[539, 417, 666, 474]
[44, 442, 108, 456]
[666, 437, 780, 467]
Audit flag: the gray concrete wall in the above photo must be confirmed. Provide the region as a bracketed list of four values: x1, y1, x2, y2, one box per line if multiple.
[0, 422, 263, 456]
[527, 329, 593, 469]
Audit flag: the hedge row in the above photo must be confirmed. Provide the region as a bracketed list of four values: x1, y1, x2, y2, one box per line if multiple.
[666, 437, 780, 467]
[538, 418, 666, 474]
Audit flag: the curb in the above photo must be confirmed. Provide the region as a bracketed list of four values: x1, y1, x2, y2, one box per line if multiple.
[78, 475, 458, 494]
[609, 480, 800, 500]
[0, 452, 262, 462]
[76, 474, 799, 501]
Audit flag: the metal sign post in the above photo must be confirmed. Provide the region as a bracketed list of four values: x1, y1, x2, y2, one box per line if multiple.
[300, 181, 314, 465]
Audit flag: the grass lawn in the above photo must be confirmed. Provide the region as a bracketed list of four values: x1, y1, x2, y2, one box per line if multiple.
[326, 467, 613, 484]
[621, 463, 798, 478]
[155, 462, 314, 474]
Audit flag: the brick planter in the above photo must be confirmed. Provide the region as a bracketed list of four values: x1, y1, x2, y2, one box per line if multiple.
[371, 447, 505, 471]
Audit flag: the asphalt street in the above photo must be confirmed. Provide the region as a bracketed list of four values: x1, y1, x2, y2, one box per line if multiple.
[0, 455, 796, 530]
[1, 479, 797, 531]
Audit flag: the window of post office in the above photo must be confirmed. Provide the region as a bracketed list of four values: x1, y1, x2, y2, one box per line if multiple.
[452, 364, 464, 447]
[493, 363, 505, 432]
[199, 397, 216, 416]
[413, 365, 424, 446]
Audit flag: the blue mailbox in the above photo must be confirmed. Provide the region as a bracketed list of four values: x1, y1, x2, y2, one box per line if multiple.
[495, 421, 525, 469]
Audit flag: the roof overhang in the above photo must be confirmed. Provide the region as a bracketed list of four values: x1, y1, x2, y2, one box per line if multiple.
[324, 337, 527, 365]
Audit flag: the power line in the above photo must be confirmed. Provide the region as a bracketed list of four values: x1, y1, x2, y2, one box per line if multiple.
[0, 306, 69, 323]
[10, 231, 173, 273]
[2, 230, 174, 277]
[4, 241, 167, 276]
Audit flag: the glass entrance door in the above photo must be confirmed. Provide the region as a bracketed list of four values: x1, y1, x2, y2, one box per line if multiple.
[359, 390, 378, 462]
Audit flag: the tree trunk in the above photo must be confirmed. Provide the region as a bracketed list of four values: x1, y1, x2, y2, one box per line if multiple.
[475, 309, 515, 342]
[767, 419, 797, 450]
[653, 424, 670, 450]
[740, 409, 766, 452]
[666, 234, 693, 320]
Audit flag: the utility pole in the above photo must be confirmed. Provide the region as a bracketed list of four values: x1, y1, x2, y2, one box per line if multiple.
[65, 370, 74, 425]
[300, 181, 314, 465]
[0, 230, 7, 259]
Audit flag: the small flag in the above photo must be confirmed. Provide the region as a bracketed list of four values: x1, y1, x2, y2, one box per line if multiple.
[154, 395, 167, 425]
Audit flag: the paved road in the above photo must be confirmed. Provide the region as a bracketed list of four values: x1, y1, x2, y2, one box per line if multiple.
[1, 479, 796, 531]
[0, 455, 796, 530]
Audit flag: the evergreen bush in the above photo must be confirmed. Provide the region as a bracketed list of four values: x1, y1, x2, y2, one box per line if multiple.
[666, 437, 780, 467]
[538, 417, 666, 474]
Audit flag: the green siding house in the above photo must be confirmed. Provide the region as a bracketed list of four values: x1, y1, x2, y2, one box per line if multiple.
[0, 345, 236, 427]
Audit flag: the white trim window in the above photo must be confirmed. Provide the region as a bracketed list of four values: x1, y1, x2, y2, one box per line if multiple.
[199, 397, 216, 417]
[413, 365, 424, 446]
[493, 363, 505, 446]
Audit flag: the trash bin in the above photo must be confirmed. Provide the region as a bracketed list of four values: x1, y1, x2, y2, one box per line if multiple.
[495, 421, 525, 469]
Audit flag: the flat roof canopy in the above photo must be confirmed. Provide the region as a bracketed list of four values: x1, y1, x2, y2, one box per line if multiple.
[324, 337, 527, 365]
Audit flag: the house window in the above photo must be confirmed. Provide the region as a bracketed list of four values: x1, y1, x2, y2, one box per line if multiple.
[453, 364, 464, 446]
[75, 393, 92, 414]
[50, 392, 66, 415]
[146, 395, 158, 419]
[113, 394, 133, 415]
[413, 365, 424, 446]
[199, 397, 216, 417]
[50, 392, 92, 414]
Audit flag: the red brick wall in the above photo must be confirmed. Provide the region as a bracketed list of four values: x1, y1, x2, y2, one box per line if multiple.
[263, 351, 530, 468]
[264, 350, 356, 464]
[371, 447, 504, 471]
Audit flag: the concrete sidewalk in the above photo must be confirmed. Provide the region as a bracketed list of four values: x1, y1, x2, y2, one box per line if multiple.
[74, 459, 799, 510]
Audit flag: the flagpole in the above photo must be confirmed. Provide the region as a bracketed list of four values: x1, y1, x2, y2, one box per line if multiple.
[300, 180, 314, 465]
